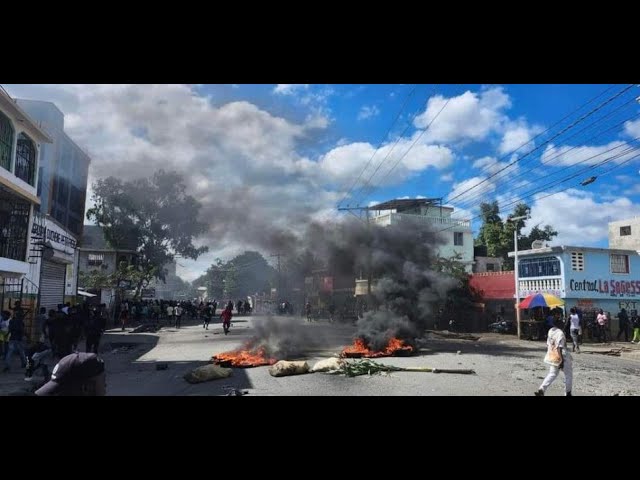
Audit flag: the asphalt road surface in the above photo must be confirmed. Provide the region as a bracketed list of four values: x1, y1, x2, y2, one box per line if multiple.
[80, 314, 640, 396]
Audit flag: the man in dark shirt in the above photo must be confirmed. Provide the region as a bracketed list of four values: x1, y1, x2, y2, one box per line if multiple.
[3, 312, 27, 372]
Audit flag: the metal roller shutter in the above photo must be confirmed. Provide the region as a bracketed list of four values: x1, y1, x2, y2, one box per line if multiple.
[40, 260, 66, 311]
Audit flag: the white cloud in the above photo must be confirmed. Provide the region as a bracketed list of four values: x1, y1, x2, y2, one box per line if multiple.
[541, 141, 637, 166]
[499, 120, 543, 155]
[624, 118, 640, 138]
[414, 87, 511, 144]
[526, 188, 640, 245]
[319, 135, 454, 193]
[273, 84, 309, 95]
[472, 156, 518, 176]
[441, 172, 454, 182]
[357, 105, 380, 121]
[449, 176, 496, 202]
[2, 83, 341, 281]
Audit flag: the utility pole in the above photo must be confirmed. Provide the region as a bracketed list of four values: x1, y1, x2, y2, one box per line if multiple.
[271, 253, 283, 298]
[338, 206, 373, 307]
[508, 215, 529, 340]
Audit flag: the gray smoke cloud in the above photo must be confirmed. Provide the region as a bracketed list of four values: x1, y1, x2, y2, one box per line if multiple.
[231, 216, 459, 353]
[243, 316, 321, 359]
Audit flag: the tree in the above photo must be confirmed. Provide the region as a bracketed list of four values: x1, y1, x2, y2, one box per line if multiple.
[87, 170, 209, 298]
[193, 252, 276, 301]
[475, 202, 558, 269]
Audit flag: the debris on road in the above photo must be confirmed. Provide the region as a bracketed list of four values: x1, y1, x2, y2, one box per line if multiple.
[427, 331, 481, 341]
[269, 360, 310, 377]
[184, 364, 232, 384]
[310, 357, 345, 373]
[129, 324, 161, 334]
[328, 359, 476, 377]
[581, 347, 632, 357]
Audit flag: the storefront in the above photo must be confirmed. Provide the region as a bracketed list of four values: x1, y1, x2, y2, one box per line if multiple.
[510, 245, 640, 332]
[26, 214, 78, 312]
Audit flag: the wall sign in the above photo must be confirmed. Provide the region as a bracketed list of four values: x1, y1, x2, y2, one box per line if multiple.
[569, 279, 640, 298]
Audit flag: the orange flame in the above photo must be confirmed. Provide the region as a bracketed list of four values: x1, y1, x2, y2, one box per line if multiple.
[212, 345, 277, 367]
[341, 337, 413, 358]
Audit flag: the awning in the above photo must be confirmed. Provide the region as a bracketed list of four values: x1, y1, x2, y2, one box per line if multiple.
[77, 290, 97, 298]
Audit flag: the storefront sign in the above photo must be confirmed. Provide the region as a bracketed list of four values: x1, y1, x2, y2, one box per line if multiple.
[569, 279, 640, 298]
[520, 289, 562, 298]
[31, 223, 77, 250]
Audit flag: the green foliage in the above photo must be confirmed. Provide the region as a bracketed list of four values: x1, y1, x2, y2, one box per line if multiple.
[194, 252, 276, 300]
[475, 201, 558, 269]
[86, 170, 209, 296]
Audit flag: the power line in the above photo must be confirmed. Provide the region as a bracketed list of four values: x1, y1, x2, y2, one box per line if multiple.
[436, 142, 640, 235]
[455, 84, 620, 185]
[352, 85, 452, 206]
[451, 107, 640, 213]
[336, 84, 420, 208]
[444, 84, 637, 205]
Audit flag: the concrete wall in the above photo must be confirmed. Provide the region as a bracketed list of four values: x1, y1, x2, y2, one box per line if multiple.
[371, 211, 474, 272]
[608, 217, 640, 250]
[473, 256, 504, 273]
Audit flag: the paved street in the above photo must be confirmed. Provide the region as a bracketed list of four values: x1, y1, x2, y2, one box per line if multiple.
[98, 316, 640, 396]
[4, 315, 639, 396]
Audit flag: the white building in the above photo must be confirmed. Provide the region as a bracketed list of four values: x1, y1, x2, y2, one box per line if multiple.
[0, 88, 52, 314]
[609, 217, 640, 250]
[369, 199, 474, 272]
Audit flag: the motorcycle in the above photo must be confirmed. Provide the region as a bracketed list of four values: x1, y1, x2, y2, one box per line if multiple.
[489, 320, 515, 334]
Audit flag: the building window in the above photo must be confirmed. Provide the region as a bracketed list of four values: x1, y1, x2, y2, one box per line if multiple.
[0, 111, 14, 172]
[486, 263, 495, 272]
[519, 256, 560, 278]
[15, 133, 36, 186]
[611, 254, 630, 274]
[88, 254, 104, 266]
[0, 185, 30, 262]
[620, 226, 631, 236]
[454, 232, 464, 246]
[571, 251, 584, 271]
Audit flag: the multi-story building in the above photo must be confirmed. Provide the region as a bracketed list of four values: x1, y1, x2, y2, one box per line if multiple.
[508, 245, 640, 330]
[369, 198, 474, 272]
[608, 217, 640, 251]
[0, 88, 52, 316]
[16, 99, 90, 238]
[78, 225, 137, 307]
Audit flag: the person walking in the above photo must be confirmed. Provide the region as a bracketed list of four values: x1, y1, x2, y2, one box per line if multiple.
[568, 308, 581, 353]
[617, 308, 630, 342]
[535, 317, 573, 396]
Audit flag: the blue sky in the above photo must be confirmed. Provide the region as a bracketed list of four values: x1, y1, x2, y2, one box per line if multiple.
[5, 83, 640, 280]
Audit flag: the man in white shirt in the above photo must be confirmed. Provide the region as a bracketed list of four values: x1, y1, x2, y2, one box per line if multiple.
[535, 317, 573, 396]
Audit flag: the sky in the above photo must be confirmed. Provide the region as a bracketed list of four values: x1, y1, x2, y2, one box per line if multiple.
[4, 83, 640, 281]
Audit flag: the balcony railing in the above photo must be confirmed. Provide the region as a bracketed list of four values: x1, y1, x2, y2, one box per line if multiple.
[372, 212, 471, 228]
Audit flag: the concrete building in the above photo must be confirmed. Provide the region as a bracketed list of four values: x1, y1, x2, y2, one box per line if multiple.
[370, 199, 474, 272]
[609, 217, 640, 251]
[509, 245, 640, 330]
[473, 256, 505, 273]
[0, 88, 52, 317]
[16, 99, 90, 238]
[78, 225, 137, 307]
[24, 212, 79, 313]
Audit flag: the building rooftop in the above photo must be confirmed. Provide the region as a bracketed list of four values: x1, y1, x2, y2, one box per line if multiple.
[367, 198, 442, 212]
[80, 225, 137, 251]
[508, 245, 640, 258]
